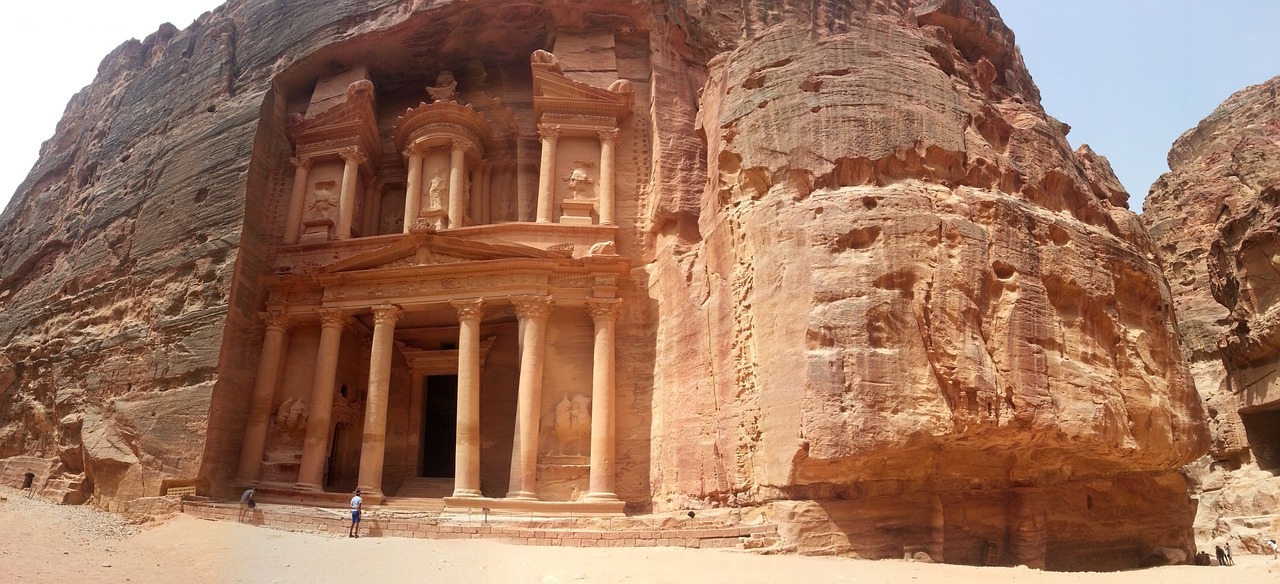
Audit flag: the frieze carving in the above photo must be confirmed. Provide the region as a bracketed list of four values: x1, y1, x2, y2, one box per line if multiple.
[296, 137, 360, 155]
[451, 298, 485, 322]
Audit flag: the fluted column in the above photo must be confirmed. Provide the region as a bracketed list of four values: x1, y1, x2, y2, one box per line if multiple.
[597, 128, 618, 226]
[236, 309, 290, 484]
[584, 298, 622, 500]
[448, 140, 467, 229]
[337, 147, 365, 239]
[402, 146, 424, 233]
[507, 294, 554, 499]
[356, 304, 403, 498]
[284, 156, 312, 244]
[469, 164, 483, 227]
[296, 308, 347, 491]
[451, 298, 485, 497]
[535, 124, 560, 223]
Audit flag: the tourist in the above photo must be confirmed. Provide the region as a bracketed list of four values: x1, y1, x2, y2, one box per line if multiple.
[1269, 539, 1278, 559]
[239, 487, 256, 520]
[1215, 545, 1226, 566]
[1224, 541, 1233, 565]
[349, 488, 363, 538]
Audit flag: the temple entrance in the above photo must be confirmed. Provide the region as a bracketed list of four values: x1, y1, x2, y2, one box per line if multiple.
[421, 375, 458, 478]
[1241, 405, 1280, 471]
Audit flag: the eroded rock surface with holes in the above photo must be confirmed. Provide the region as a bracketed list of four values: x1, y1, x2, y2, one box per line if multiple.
[1143, 75, 1280, 554]
[0, 0, 1206, 569]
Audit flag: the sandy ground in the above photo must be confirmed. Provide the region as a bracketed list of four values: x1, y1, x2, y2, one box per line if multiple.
[1, 487, 1277, 584]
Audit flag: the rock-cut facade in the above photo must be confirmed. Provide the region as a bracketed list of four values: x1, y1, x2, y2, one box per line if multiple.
[0, 0, 1207, 570]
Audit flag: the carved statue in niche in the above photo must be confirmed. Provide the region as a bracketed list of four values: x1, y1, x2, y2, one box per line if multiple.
[306, 180, 338, 219]
[427, 70, 459, 103]
[275, 398, 309, 437]
[426, 170, 448, 209]
[550, 394, 592, 456]
[564, 161, 596, 199]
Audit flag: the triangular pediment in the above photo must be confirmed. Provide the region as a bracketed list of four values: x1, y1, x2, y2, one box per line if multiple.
[313, 233, 564, 275]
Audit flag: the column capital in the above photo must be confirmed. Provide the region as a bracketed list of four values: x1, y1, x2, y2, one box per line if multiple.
[451, 298, 485, 322]
[450, 138, 471, 153]
[510, 294, 555, 321]
[261, 309, 290, 332]
[537, 123, 561, 142]
[403, 143, 425, 159]
[596, 127, 619, 144]
[370, 304, 403, 326]
[585, 298, 622, 321]
[290, 155, 314, 170]
[316, 307, 348, 328]
[339, 146, 368, 166]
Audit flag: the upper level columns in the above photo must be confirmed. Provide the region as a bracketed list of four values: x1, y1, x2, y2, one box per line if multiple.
[597, 129, 618, 226]
[284, 157, 313, 244]
[451, 298, 485, 497]
[337, 147, 367, 239]
[585, 298, 622, 501]
[535, 124, 560, 223]
[402, 146, 424, 233]
[296, 308, 348, 491]
[448, 140, 467, 229]
[237, 310, 290, 484]
[356, 304, 403, 498]
[507, 294, 554, 499]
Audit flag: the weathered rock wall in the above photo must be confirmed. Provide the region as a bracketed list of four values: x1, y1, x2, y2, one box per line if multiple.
[1143, 75, 1280, 554]
[0, 0, 1209, 568]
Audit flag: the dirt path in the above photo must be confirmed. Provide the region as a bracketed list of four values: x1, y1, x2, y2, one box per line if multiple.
[2, 487, 1276, 584]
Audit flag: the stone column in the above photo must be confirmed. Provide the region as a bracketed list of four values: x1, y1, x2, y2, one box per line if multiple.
[402, 146, 423, 233]
[479, 162, 492, 224]
[451, 298, 485, 497]
[356, 304, 402, 498]
[535, 124, 560, 223]
[469, 165, 483, 227]
[296, 308, 347, 491]
[284, 156, 313, 244]
[236, 310, 290, 485]
[597, 128, 618, 226]
[584, 298, 622, 501]
[363, 178, 383, 236]
[337, 147, 365, 239]
[506, 294, 554, 500]
[448, 140, 467, 229]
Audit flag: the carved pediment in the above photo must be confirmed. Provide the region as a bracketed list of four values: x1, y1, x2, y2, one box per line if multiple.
[290, 79, 381, 163]
[532, 51, 634, 121]
[313, 233, 564, 275]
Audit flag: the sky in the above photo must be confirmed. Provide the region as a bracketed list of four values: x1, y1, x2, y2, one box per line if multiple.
[0, 1, 1277, 214]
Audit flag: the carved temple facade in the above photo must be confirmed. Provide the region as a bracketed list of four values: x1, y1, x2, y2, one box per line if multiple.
[233, 49, 638, 514]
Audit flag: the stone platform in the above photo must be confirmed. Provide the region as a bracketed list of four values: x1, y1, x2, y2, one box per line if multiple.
[183, 501, 781, 550]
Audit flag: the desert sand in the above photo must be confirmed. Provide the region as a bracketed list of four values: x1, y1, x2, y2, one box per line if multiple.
[1, 487, 1275, 584]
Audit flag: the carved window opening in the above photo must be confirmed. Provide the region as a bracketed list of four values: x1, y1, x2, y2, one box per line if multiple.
[1241, 406, 1280, 471]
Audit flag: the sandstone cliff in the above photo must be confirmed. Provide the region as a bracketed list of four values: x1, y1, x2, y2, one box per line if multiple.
[0, 0, 1206, 569]
[1143, 75, 1280, 555]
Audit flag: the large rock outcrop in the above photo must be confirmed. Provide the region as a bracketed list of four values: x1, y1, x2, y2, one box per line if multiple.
[1143, 75, 1280, 554]
[0, 0, 1206, 569]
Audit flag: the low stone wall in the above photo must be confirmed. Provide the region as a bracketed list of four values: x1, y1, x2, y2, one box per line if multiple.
[183, 502, 779, 550]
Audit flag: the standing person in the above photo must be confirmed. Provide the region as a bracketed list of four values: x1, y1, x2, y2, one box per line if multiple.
[349, 489, 363, 538]
[1215, 545, 1227, 566]
[1269, 538, 1278, 559]
[1224, 541, 1234, 565]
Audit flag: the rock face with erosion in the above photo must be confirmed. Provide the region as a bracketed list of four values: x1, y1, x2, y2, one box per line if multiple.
[0, 0, 1205, 570]
[1143, 75, 1280, 555]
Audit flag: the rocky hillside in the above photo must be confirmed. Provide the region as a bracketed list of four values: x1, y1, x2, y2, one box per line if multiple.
[1143, 75, 1280, 555]
[0, 0, 1207, 569]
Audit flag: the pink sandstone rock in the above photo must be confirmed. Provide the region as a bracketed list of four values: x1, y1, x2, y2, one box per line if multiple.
[0, 0, 1207, 569]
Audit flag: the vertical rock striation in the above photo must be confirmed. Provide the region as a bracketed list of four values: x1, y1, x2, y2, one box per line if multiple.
[0, 0, 1207, 568]
[1143, 75, 1280, 554]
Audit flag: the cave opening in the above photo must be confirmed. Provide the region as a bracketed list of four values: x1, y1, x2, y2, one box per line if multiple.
[1240, 405, 1280, 471]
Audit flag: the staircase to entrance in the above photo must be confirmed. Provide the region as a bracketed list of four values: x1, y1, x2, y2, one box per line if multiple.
[381, 477, 453, 512]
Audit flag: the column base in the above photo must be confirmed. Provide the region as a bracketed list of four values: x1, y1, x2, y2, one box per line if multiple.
[355, 486, 385, 500]
[294, 482, 324, 492]
[451, 488, 483, 498]
[505, 490, 539, 501]
[444, 496, 625, 516]
[584, 491, 619, 502]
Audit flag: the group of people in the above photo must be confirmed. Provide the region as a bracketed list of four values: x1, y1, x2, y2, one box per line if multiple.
[1196, 539, 1280, 565]
[236, 486, 365, 538]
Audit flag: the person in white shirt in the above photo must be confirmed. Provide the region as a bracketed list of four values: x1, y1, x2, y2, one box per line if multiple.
[349, 489, 363, 538]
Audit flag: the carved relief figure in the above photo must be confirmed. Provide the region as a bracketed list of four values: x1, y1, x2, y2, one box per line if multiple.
[564, 162, 596, 199]
[306, 180, 338, 219]
[426, 170, 448, 209]
[427, 70, 459, 103]
[275, 398, 309, 437]
[550, 394, 592, 456]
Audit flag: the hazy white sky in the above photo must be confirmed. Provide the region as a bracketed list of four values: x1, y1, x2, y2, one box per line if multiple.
[0, 1, 1276, 214]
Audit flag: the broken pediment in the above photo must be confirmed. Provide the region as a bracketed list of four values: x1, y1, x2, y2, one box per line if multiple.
[531, 50, 633, 121]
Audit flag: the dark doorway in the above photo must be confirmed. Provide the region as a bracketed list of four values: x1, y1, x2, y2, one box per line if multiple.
[422, 375, 458, 478]
[1241, 406, 1280, 471]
